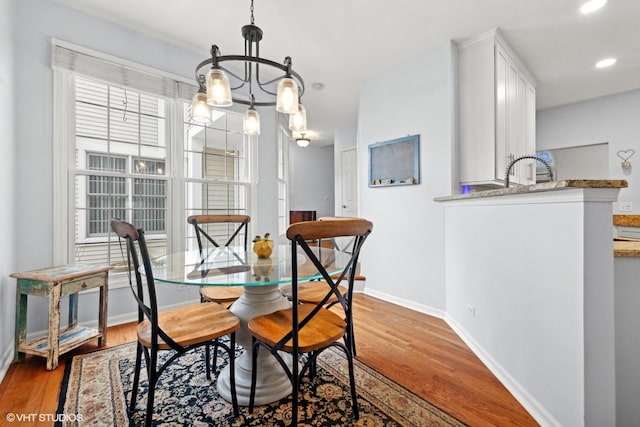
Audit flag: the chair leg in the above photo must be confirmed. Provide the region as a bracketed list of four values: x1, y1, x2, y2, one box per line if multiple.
[291, 350, 299, 427]
[213, 340, 219, 373]
[205, 343, 211, 380]
[347, 322, 357, 357]
[345, 348, 360, 420]
[309, 351, 317, 378]
[344, 307, 357, 357]
[229, 333, 239, 417]
[145, 349, 159, 427]
[249, 338, 259, 412]
[129, 343, 143, 413]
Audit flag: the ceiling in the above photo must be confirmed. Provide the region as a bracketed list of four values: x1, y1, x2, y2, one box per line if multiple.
[51, 0, 640, 146]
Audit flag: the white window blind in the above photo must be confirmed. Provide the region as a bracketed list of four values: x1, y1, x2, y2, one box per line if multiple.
[52, 41, 197, 101]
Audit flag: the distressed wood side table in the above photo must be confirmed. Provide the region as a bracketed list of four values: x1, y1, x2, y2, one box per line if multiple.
[10, 264, 111, 370]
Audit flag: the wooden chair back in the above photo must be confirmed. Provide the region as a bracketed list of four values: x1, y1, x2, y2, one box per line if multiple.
[187, 214, 251, 254]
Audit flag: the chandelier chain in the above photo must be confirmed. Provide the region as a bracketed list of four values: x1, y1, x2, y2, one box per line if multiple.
[250, 0, 255, 25]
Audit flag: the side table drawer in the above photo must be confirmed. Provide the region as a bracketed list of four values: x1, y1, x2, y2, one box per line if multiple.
[61, 273, 107, 296]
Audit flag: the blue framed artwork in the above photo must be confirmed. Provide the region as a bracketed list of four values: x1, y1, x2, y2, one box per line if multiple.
[368, 135, 420, 187]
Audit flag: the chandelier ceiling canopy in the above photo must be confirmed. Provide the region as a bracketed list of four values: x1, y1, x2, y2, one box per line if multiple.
[192, 0, 307, 138]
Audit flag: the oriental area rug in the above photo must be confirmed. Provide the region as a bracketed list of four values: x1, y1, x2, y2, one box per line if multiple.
[56, 342, 466, 426]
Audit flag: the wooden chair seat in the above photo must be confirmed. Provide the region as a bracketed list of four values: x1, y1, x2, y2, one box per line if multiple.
[137, 302, 240, 350]
[200, 286, 244, 304]
[280, 281, 347, 304]
[249, 304, 346, 353]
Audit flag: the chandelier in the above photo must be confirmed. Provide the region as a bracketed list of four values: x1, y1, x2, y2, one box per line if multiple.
[295, 133, 310, 148]
[192, 0, 307, 137]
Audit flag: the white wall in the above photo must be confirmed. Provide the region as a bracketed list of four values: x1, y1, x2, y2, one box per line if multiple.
[537, 90, 640, 213]
[357, 41, 456, 314]
[289, 142, 335, 218]
[0, 0, 17, 379]
[3, 0, 281, 369]
[549, 143, 609, 180]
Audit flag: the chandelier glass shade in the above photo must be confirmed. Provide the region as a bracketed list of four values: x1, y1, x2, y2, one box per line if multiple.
[192, 0, 306, 136]
[275, 77, 299, 114]
[243, 106, 260, 135]
[289, 104, 307, 133]
[205, 68, 233, 107]
[191, 89, 212, 125]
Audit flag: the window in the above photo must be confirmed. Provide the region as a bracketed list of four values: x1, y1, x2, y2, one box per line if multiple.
[184, 108, 250, 250]
[132, 157, 167, 233]
[86, 153, 127, 236]
[53, 43, 253, 281]
[70, 76, 170, 268]
[84, 153, 166, 236]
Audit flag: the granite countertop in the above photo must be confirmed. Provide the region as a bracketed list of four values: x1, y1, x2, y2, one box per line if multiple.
[614, 215, 640, 257]
[435, 180, 628, 202]
[614, 215, 640, 227]
[614, 239, 640, 257]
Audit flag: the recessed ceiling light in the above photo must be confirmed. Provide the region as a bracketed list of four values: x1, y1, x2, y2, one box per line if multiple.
[596, 58, 616, 68]
[311, 82, 325, 91]
[581, 0, 607, 14]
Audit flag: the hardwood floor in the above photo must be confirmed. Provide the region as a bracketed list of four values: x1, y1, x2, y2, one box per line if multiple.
[0, 294, 538, 426]
[351, 294, 537, 426]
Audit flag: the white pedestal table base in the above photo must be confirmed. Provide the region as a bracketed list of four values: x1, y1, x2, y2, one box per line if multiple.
[217, 284, 294, 406]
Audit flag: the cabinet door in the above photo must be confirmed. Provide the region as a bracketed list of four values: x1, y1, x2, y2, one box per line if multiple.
[525, 83, 536, 181]
[495, 44, 509, 183]
[507, 60, 522, 183]
[515, 73, 536, 184]
[502, 51, 537, 185]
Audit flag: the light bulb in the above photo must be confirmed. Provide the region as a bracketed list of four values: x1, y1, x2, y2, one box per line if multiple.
[206, 68, 232, 106]
[243, 108, 260, 135]
[289, 104, 307, 132]
[276, 77, 299, 114]
[580, 0, 607, 14]
[596, 58, 616, 68]
[191, 92, 212, 124]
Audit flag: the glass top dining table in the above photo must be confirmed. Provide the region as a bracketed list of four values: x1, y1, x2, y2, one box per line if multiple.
[149, 244, 345, 287]
[147, 244, 348, 407]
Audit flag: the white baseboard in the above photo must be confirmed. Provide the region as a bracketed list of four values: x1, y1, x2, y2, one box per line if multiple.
[444, 314, 561, 427]
[363, 288, 446, 319]
[353, 279, 366, 294]
[0, 342, 13, 385]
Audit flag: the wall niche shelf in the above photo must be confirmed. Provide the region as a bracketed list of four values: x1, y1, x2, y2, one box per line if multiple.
[368, 134, 420, 188]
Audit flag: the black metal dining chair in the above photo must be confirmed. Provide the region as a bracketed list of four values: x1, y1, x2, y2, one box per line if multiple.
[187, 214, 251, 306]
[247, 218, 373, 425]
[279, 217, 366, 356]
[111, 219, 240, 427]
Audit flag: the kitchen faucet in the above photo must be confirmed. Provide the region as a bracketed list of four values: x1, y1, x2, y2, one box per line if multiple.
[504, 155, 553, 188]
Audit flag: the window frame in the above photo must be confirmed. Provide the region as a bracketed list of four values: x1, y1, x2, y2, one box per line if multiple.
[277, 125, 290, 236]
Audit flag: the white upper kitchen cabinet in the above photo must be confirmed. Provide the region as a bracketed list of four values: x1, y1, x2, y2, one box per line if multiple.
[458, 29, 537, 188]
